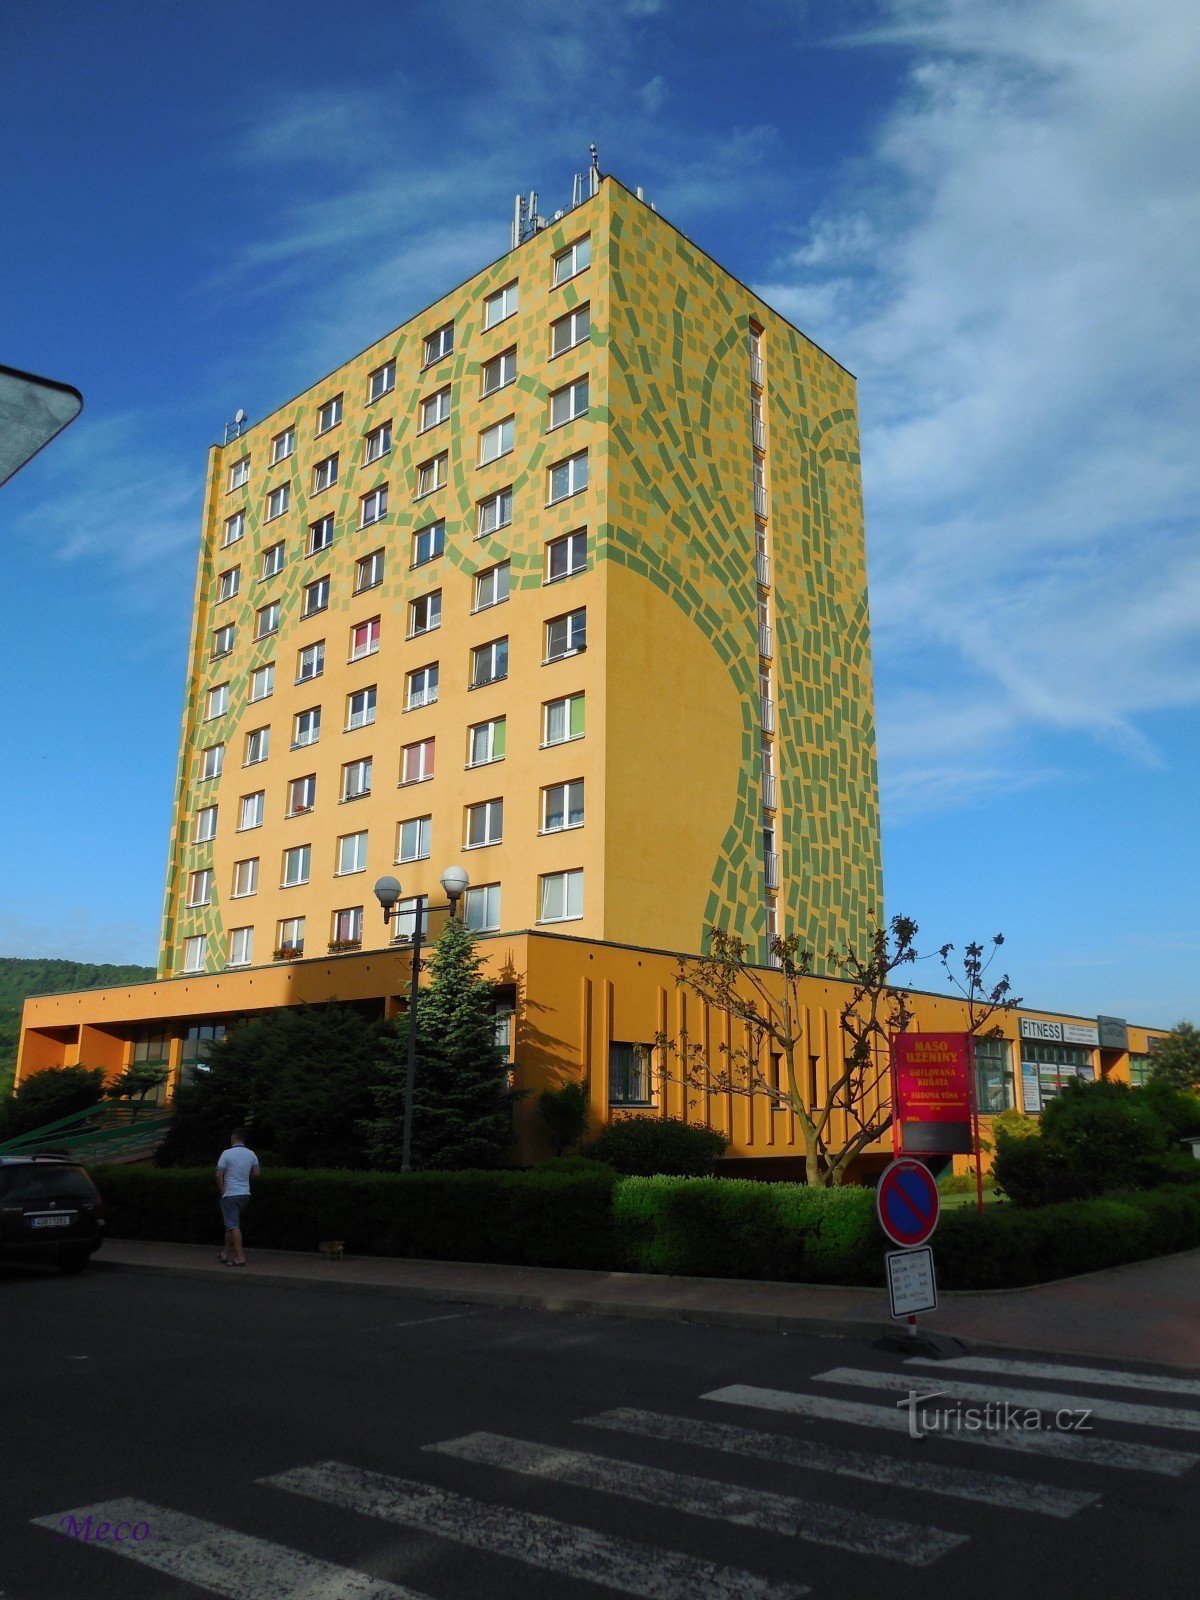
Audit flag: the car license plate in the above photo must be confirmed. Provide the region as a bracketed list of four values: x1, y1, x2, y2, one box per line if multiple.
[30, 1214, 74, 1229]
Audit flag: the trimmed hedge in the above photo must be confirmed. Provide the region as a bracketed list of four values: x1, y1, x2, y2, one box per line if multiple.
[584, 1117, 728, 1177]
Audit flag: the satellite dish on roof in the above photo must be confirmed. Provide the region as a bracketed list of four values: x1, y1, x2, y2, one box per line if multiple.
[235, 409, 247, 425]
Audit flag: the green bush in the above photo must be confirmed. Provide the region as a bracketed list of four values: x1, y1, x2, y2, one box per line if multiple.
[584, 1116, 728, 1176]
[537, 1082, 590, 1156]
[937, 1171, 996, 1194]
[0, 1064, 105, 1142]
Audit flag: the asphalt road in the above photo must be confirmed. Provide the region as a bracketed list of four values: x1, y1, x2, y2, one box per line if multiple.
[1, 1261, 1198, 1600]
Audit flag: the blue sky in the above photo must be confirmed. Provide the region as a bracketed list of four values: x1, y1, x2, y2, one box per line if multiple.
[2, 0, 1196, 1025]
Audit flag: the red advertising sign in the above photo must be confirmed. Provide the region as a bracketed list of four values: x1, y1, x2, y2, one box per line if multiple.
[892, 1033, 974, 1155]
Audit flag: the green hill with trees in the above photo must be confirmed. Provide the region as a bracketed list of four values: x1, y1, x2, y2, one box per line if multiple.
[0, 958, 155, 1098]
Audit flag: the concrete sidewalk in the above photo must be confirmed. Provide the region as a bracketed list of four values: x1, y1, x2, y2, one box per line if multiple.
[94, 1239, 1200, 1371]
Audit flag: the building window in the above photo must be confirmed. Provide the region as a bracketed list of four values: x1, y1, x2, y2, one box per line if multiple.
[474, 561, 509, 611]
[217, 567, 240, 602]
[355, 549, 384, 592]
[259, 543, 284, 582]
[549, 376, 589, 429]
[316, 394, 343, 435]
[546, 529, 587, 582]
[271, 427, 295, 465]
[465, 798, 503, 848]
[416, 452, 448, 497]
[545, 607, 586, 660]
[182, 935, 207, 974]
[470, 637, 508, 688]
[409, 591, 441, 637]
[342, 757, 372, 801]
[1020, 1041, 1097, 1113]
[228, 927, 254, 968]
[360, 485, 388, 527]
[548, 450, 588, 504]
[256, 601, 280, 639]
[467, 717, 505, 767]
[177, 1022, 224, 1086]
[238, 791, 264, 831]
[539, 868, 584, 923]
[553, 235, 591, 286]
[187, 868, 212, 907]
[297, 641, 325, 683]
[368, 359, 395, 402]
[194, 805, 218, 844]
[401, 737, 435, 783]
[212, 624, 234, 659]
[231, 857, 259, 898]
[542, 779, 584, 833]
[330, 907, 363, 948]
[313, 452, 339, 494]
[609, 1042, 653, 1106]
[551, 304, 590, 357]
[223, 511, 245, 546]
[336, 831, 368, 875]
[287, 774, 317, 816]
[346, 686, 377, 730]
[200, 744, 224, 780]
[481, 347, 517, 397]
[244, 726, 269, 765]
[275, 916, 305, 958]
[266, 484, 290, 521]
[423, 322, 454, 366]
[302, 576, 330, 617]
[292, 707, 321, 748]
[391, 897, 428, 940]
[350, 616, 381, 660]
[249, 663, 274, 703]
[465, 883, 501, 933]
[543, 692, 585, 745]
[413, 519, 445, 566]
[396, 815, 431, 863]
[976, 1038, 1015, 1114]
[204, 683, 229, 720]
[228, 457, 250, 492]
[477, 485, 513, 537]
[406, 663, 439, 709]
[479, 416, 514, 465]
[483, 281, 519, 329]
[282, 844, 311, 887]
[419, 386, 451, 433]
[364, 421, 391, 464]
[308, 515, 334, 555]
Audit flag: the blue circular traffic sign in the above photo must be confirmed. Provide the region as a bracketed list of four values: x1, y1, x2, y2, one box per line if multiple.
[876, 1158, 940, 1248]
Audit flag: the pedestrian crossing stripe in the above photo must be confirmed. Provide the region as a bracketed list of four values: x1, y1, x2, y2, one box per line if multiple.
[907, 1356, 1200, 1398]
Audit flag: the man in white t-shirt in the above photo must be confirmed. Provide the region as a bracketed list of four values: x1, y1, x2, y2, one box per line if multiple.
[216, 1129, 260, 1266]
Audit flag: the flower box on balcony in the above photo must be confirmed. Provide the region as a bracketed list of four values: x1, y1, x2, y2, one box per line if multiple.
[326, 939, 362, 954]
[273, 945, 303, 961]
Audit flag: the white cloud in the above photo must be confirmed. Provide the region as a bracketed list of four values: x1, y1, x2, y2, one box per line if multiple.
[640, 74, 668, 115]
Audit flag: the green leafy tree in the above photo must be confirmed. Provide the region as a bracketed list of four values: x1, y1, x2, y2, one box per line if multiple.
[0, 957, 154, 1101]
[0, 1065, 105, 1142]
[367, 917, 517, 1171]
[1148, 1021, 1200, 1093]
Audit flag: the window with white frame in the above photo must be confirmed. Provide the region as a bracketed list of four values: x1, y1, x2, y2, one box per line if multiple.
[212, 624, 234, 658]
[548, 450, 588, 504]
[546, 528, 587, 582]
[474, 561, 509, 610]
[271, 427, 295, 465]
[470, 637, 508, 688]
[539, 868, 584, 923]
[419, 386, 451, 432]
[194, 804, 218, 844]
[545, 607, 586, 659]
[479, 416, 514, 465]
[313, 452, 338, 493]
[408, 590, 441, 636]
[266, 484, 290, 521]
[296, 641, 325, 683]
[217, 567, 239, 602]
[350, 617, 381, 660]
[342, 757, 372, 801]
[204, 683, 229, 720]
[401, 737, 434, 783]
[477, 485, 513, 537]
[543, 692, 585, 745]
[423, 322, 453, 366]
[465, 883, 501, 933]
[551, 303, 590, 357]
[412, 519, 445, 566]
[330, 907, 363, 947]
[276, 916, 305, 956]
[396, 815, 431, 863]
[238, 791, 265, 831]
[483, 281, 518, 328]
[282, 844, 311, 887]
[287, 774, 316, 815]
[200, 744, 224, 780]
[467, 716, 506, 766]
[364, 420, 391, 464]
[182, 935, 207, 973]
[231, 857, 259, 898]
[609, 1041, 654, 1105]
[481, 346, 517, 397]
[249, 663, 274, 702]
[261, 542, 285, 580]
[346, 685, 377, 729]
[244, 726, 269, 764]
[406, 662, 439, 709]
[308, 514, 334, 555]
[416, 452, 447, 497]
[228, 927, 254, 968]
[316, 394, 343, 434]
[549, 375, 589, 429]
[542, 779, 584, 832]
[228, 457, 250, 492]
[303, 576, 330, 617]
[391, 897, 426, 940]
[256, 601, 280, 639]
[355, 549, 384, 592]
[223, 511, 245, 546]
[552, 235, 591, 286]
[368, 359, 395, 402]
[293, 707, 321, 748]
[187, 868, 212, 907]
[465, 798, 503, 848]
[360, 484, 388, 527]
[336, 831, 368, 875]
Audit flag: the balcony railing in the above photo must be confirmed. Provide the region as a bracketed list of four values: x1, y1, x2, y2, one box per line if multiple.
[754, 483, 768, 518]
[761, 772, 777, 811]
[758, 622, 773, 659]
[764, 851, 780, 890]
[756, 550, 771, 588]
[751, 354, 764, 388]
[760, 694, 774, 733]
[752, 416, 766, 451]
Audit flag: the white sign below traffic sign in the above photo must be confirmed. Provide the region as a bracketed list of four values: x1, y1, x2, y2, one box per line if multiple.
[886, 1246, 938, 1318]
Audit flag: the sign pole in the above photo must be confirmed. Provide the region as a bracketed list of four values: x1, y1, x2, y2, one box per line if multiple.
[968, 1035, 984, 1216]
[889, 1033, 901, 1158]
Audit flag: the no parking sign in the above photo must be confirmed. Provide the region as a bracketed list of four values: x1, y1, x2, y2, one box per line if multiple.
[876, 1158, 940, 1248]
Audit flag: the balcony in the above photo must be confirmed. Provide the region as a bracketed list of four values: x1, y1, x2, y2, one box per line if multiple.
[762, 772, 777, 811]
[758, 622, 773, 659]
[764, 851, 780, 891]
[754, 483, 768, 518]
[760, 695, 774, 733]
[752, 416, 766, 451]
[751, 353, 764, 388]
[756, 549, 771, 588]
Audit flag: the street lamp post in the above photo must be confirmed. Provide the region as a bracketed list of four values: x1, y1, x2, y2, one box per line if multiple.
[373, 867, 469, 1172]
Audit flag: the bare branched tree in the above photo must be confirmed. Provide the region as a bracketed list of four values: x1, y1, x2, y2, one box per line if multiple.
[938, 936, 1021, 1036]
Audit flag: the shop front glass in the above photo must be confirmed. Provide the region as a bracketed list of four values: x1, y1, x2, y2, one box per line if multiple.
[1020, 1041, 1095, 1113]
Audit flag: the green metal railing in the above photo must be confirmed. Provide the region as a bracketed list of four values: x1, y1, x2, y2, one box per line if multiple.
[0, 1101, 173, 1164]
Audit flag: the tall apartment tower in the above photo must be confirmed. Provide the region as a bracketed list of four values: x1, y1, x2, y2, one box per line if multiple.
[159, 173, 883, 981]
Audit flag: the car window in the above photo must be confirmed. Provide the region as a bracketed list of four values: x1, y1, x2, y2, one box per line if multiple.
[0, 1165, 97, 1201]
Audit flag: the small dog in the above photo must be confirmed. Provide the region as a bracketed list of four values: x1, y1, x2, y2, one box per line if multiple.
[318, 1240, 345, 1261]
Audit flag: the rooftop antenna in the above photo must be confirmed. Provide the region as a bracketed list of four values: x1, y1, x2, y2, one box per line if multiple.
[589, 143, 600, 197]
[223, 408, 247, 446]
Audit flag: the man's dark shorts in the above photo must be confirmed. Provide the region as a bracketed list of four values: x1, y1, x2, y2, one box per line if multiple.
[221, 1194, 249, 1230]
